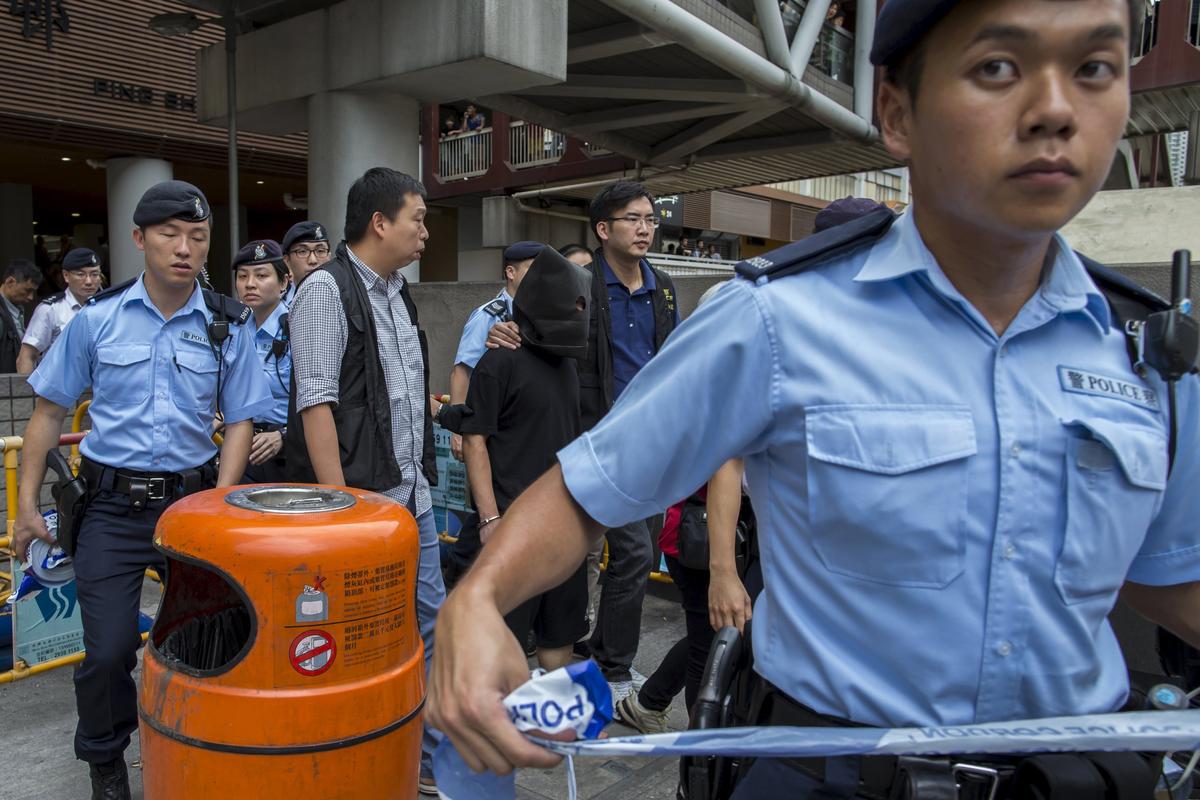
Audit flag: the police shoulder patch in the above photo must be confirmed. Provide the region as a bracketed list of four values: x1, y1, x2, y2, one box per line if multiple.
[735, 208, 897, 282]
[40, 291, 65, 307]
[483, 299, 509, 318]
[1058, 366, 1160, 411]
[202, 289, 253, 325]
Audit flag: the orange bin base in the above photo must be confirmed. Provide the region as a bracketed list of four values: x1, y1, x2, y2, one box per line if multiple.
[139, 713, 422, 799]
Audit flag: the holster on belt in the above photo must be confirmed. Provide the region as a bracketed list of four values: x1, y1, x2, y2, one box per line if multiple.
[46, 449, 89, 556]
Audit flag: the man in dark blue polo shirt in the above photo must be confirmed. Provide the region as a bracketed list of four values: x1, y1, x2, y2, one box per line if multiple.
[486, 181, 679, 699]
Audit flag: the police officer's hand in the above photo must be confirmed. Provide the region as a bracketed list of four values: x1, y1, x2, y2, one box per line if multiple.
[485, 321, 522, 351]
[451, 433, 464, 461]
[429, 395, 443, 421]
[248, 431, 283, 466]
[709, 567, 752, 633]
[428, 583, 563, 775]
[11, 507, 54, 563]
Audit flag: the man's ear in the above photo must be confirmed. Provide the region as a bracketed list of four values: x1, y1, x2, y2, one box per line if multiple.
[595, 221, 611, 244]
[370, 211, 388, 240]
[877, 80, 914, 163]
[132, 227, 146, 253]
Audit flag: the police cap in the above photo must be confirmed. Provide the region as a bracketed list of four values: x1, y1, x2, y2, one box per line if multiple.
[814, 197, 890, 233]
[503, 241, 544, 264]
[869, 0, 962, 66]
[232, 239, 285, 270]
[133, 180, 211, 228]
[281, 221, 330, 253]
[61, 247, 100, 271]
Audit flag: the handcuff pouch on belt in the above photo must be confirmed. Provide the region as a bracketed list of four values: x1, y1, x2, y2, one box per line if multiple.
[46, 448, 88, 557]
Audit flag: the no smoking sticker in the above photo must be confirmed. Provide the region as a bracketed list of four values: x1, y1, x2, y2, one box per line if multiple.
[290, 629, 336, 676]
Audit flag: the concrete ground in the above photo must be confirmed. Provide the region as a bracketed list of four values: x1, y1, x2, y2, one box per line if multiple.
[3, 579, 688, 800]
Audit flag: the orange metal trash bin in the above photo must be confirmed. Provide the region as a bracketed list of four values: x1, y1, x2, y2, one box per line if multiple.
[138, 486, 424, 799]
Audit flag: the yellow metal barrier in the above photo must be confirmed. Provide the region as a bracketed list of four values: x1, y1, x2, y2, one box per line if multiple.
[0, 633, 149, 685]
[70, 399, 90, 462]
[2, 424, 160, 684]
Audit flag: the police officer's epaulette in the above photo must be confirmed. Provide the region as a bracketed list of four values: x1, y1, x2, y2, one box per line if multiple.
[202, 289, 253, 325]
[1078, 253, 1169, 326]
[87, 278, 137, 305]
[483, 299, 509, 318]
[39, 291, 65, 306]
[735, 208, 898, 282]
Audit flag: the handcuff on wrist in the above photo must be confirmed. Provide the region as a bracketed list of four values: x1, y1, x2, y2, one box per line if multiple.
[479, 514, 501, 527]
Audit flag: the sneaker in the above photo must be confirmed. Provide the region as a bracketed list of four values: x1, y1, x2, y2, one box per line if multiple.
[418, 773, 438, 796]
[615, 693, 672, 735]
[630, 666, 648, 691]
[607, 678, 634, 703]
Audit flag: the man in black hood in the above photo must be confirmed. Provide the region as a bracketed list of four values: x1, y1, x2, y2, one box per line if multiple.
[439, 246, 592, 670]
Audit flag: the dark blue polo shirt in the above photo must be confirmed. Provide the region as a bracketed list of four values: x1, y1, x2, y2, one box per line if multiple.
[601, 255, 661, 400]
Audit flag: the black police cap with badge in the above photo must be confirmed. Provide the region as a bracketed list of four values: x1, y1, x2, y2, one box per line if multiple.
[503, 241, 544, 264]
[132, 180, 210, 228]
[233, 239, 288, 282]
[61, 248, 100, 271]
[281, 221, 330, 253]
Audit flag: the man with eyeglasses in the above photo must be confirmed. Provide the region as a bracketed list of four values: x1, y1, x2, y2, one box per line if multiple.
[280, 220, 332, 305]
[487, 180, 679, 700]
[16, 248, 102, 374]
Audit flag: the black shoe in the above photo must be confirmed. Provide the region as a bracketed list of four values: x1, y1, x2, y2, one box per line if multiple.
[89, 758, 131, 800]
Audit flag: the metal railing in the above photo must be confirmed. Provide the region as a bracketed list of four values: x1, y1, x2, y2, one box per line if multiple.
[653, 252, 738, 278]
[509, 121, 567, 169]
[438, 128, 493, 181]
[813, 23, 854, 84]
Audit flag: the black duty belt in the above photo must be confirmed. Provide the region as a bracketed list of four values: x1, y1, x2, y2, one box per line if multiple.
[80, 457, 217, 510]
[755, 685, 1153, 800]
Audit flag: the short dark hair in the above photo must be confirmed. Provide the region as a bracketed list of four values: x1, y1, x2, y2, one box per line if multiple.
[343, 167, 427, 243]
[884, 0, 1142, 107]
[558, 243, 591, 261]
[589, 181, 655, 240]
[4, 259, 42, 285]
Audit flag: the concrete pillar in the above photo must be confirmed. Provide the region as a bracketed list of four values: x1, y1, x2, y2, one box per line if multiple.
[1185, 112, 1200, 186]
[106, 157, 172, 284]
[207, 204, 248, 293]
[308, 91, 421, 274]
[0, 184, 33, 264]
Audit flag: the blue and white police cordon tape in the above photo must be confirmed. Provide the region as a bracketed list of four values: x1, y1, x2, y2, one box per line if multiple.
[434, 660, 1200, 799]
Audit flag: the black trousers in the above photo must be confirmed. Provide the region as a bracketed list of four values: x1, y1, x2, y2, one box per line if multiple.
[589, 517, 653, 681]
[72, 491, 168, 764]
[241, 455, 287, 484]
[638, 555, 713, 713]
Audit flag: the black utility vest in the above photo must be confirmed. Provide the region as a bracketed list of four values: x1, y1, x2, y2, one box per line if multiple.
[576, 250, 678, 430]
[285, 245, 437, 491]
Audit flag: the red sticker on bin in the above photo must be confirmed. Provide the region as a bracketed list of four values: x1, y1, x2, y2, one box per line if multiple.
[290, 629, 336, 676]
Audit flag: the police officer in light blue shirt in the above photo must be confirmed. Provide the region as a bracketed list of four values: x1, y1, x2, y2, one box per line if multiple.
[429, 0, 1200, 795]
[232, 238, 292, 483]
[11, 180, 271, 800]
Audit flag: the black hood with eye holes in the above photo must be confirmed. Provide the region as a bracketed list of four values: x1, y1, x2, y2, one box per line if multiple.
[513, 246, 592, 358]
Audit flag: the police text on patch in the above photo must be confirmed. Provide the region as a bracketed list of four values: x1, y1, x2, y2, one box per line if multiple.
[1058, 366, 1159, 411]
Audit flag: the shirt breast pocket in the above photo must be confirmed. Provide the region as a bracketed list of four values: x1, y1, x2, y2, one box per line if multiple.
[805, 405, 977, 588]
[1056, 418, 1166, 605]
[172, 350, 219, 412]
[95, 343, 153, 405]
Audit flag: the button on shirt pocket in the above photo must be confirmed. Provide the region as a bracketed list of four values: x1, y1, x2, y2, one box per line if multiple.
[172, 350, 219, 412]
[95, 343, 153, 404]
[1056, 418, 1166, 605]
[805, 405, 977, 588]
